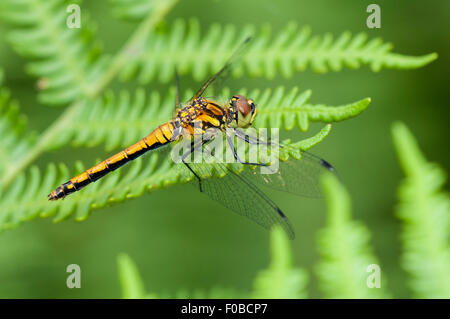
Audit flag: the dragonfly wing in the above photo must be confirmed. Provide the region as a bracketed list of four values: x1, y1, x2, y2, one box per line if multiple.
[187, 159, 295, 239]
[174, 67, 181, 111]
[189, 37, 252, 102]
[242, 151, 336, 198]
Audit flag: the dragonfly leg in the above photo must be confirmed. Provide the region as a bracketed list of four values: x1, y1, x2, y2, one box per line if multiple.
[181, 139, 211, 192]
[234, 129, 277, 146]
[183, 162, 203, 191]
[226, 134, 267, 166]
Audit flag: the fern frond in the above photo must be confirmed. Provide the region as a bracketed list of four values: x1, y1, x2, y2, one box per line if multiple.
[252, 226, 308, 298]
[54, 88, 179, 151]
[110, 0, 175, 21]
[0, 0, 105, 105]
[316, 173, 388, 298]
[117, 253, 246, 298]
[120, 19, 437, 83]
[0, 155, 176, 230]
[0, 82, 368, 230]
[0, 124, 332, 231]
[0, 71, 36, 178]
[250, 87, 370, 131]
[117, 253, 148, 299]
[168, 288, 247, 299]
[392, 122, 450, 298]
[51, 86, 369, 151]
[0, 2, 175, 187]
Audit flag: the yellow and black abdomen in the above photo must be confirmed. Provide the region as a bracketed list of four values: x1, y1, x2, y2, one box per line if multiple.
[48, 121, 176, 200]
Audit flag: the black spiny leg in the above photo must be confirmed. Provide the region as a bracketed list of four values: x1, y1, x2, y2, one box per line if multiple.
[235, 129, 336, 173]
[181, 139, 210, 192]
[234, 129, 276, 146]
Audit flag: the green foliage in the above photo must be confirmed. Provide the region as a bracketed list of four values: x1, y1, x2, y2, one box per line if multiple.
[110, 0, 170, 21]
[117, 253, 148, 299]
[54, 89, 177, 151]
[0, 72, 36, 178]
[2, 1, 433, 106]
[0, 123, 332, 231]
[116, 226, 307, 299]
[392, 122, 450, 298]
[0, 0, 433, 190]
[252, 226, 308, 298]
[315, 173, 388, 298]
[0, 66, 370, 231]
[50, 86, 369, 151]
[0, 0, 174, 187]
[0, 0, 104, 105]
[0, 0, 445, 299]
[116, 149, 449, 299]
[0, 156, 170, 228]
[166, 288, 246, 299]
[117, 253, 244, 298]
[120, 19, 437, 83]
[251, 87, 370, 132]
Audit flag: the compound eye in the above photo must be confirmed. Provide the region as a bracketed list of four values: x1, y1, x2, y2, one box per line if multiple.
[233, 95, 251, 116]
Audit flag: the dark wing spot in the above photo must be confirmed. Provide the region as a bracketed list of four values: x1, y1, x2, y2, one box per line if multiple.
[320, 159, 335, 171]
[276, 207, 288, 219]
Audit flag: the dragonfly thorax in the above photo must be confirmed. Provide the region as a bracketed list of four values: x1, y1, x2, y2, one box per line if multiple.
[176, 99, 203, 126]
[175, 97, 230, 135]
[172, 94, 258, 139]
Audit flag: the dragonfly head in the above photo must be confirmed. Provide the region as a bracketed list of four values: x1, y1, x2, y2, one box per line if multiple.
[230, 95, 257, 128]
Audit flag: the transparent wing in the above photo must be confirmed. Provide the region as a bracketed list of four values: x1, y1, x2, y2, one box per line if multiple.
[174, 67, 181, 111]
[186, 148, 295, 239]
[189, 36, 251, 102]
[232, 129, 336, 198]
[242, 151, 336, 198]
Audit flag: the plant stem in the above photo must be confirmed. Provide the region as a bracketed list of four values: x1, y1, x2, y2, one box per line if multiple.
[0, 0, 177, 188]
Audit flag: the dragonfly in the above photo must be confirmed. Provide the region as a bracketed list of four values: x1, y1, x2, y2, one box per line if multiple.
[48, 37, 335, 239]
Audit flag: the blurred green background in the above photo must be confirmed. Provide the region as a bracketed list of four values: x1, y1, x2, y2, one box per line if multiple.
[0, 0, 448, 298]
